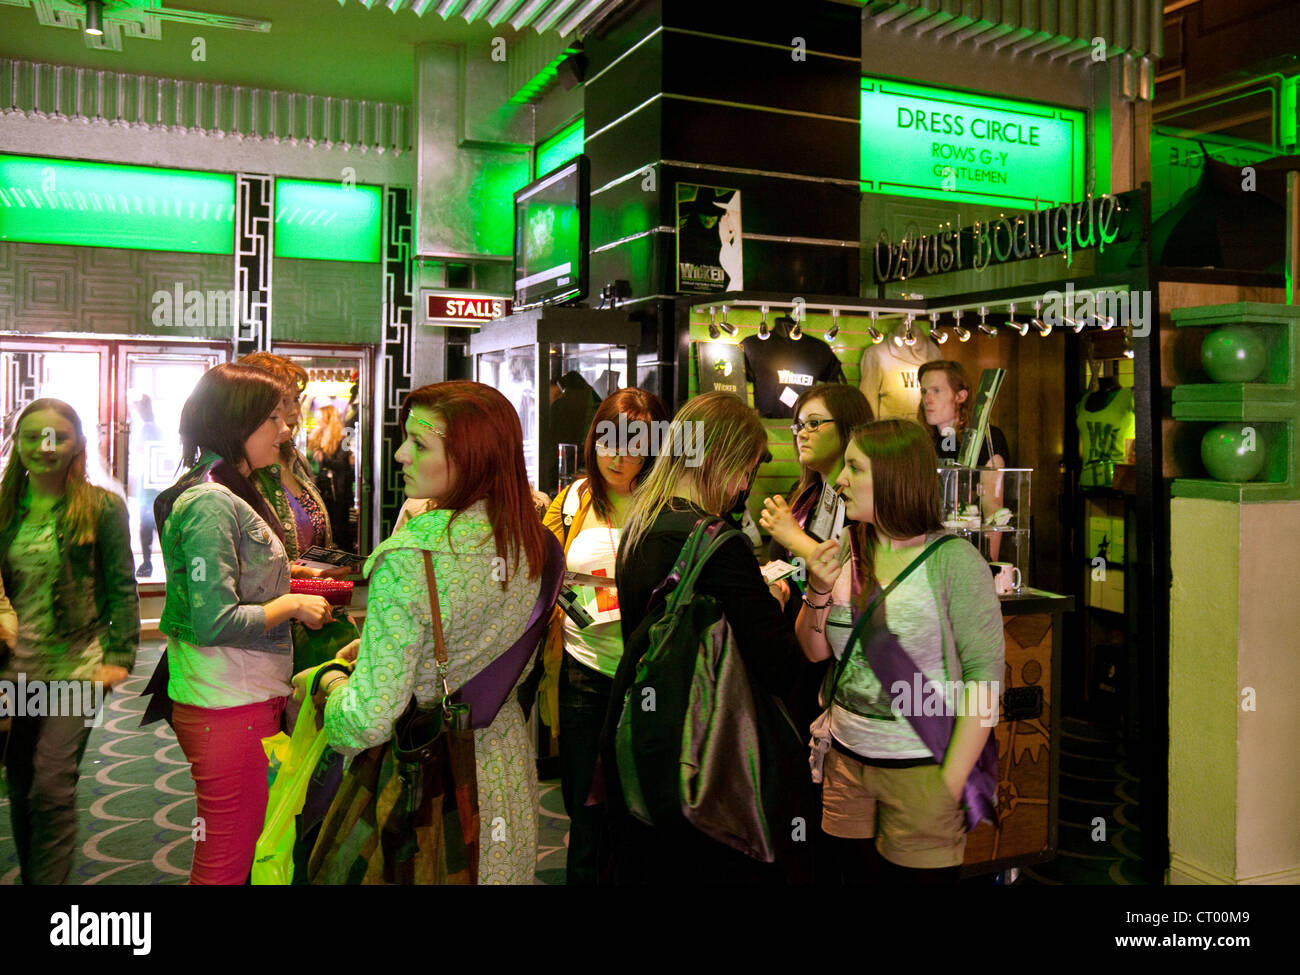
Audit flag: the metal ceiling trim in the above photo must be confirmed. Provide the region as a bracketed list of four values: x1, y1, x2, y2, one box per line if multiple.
[533, 0, 578, 34]
[863, 0, 1162, 59]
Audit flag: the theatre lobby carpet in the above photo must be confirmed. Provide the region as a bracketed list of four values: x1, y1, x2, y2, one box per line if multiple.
[0, 642, 571, 885]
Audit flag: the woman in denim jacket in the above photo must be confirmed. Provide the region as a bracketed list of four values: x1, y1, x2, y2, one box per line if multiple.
[0, 398, 140, 885]
[151, 363, 332, 884]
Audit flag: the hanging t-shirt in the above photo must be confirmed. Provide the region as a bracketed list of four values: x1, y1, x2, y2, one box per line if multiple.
[740, 331, 844, 418]
[858, 334, 942, 419]
[1076, 387, 1136, 488]
[562, 514, 624, 677]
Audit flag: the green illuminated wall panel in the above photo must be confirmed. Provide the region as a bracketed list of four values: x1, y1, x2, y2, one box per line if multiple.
[468, 156, 532, 256]
[536, 118, 584, 177]
[274, 179, 382, 263]
[860, 77, 1085, 209]
[0, 155, 235, 254]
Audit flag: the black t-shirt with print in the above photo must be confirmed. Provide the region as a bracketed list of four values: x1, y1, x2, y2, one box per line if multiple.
[740, 332, 844, 418]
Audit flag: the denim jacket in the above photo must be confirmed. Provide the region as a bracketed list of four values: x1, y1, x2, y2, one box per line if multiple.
[0, 488, 140, 671]
[157, 481, 291, 654]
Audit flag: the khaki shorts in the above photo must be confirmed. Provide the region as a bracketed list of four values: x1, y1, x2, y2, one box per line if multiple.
[821, 747, 967, 869]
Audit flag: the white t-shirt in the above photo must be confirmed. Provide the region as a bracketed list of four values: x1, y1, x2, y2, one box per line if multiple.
[167, 635, 293, 709]
[858, 335, 942, 419]
[561, 512, 624, 678]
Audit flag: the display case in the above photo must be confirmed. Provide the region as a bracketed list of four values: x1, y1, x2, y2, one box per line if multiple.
[469, 307, 640, 494]
[938, 465, 1031, 590]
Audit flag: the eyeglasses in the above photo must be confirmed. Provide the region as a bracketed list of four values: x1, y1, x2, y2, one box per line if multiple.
[789, 417, 835, 436]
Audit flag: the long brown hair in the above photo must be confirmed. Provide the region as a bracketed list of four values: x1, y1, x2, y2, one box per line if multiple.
[789, 382, 874, 505]
[0, 399, 100, 546]
[400, 381, 547, 586]
[916, 360, 973, 449]
[620, 392, 768, 558]
[582, 387, 669, 522]
[846, 419, 943, 601]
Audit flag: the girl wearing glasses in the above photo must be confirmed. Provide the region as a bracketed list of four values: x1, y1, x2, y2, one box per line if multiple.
[760, 384, 873, 599]
[539, 387, 669, 884]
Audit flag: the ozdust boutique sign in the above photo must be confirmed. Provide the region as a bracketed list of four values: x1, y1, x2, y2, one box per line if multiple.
[860, 77, 1086, 208]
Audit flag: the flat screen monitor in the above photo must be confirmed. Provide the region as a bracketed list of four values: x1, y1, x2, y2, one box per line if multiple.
[513, 155, 589, 309]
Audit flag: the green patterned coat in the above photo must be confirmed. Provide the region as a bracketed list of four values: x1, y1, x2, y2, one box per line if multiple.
[323, 501, 542, 884]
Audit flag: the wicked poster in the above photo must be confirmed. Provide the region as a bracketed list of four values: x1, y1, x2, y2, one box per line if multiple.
[676, 183, 743, 293]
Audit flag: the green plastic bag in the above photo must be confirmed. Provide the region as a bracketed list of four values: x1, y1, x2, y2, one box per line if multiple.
[252, 664, 336, 885]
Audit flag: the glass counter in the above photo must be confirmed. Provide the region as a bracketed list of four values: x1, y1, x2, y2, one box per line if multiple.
[938, 465, 1031, 591]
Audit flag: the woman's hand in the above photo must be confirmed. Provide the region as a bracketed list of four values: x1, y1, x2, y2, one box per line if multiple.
[291, 667, 312, 703]
[759, 495, 801, 548]
[93, 664, 130, 689]
[336, 638, 360, 664]
[940, 763, 965, 803]
[294, 595, 334, 629]
[768, 578, 790, 609]
[806, 538, 843, 595]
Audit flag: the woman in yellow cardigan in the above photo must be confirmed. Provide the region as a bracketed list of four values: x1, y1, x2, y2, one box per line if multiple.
[539, 387, 667, 885]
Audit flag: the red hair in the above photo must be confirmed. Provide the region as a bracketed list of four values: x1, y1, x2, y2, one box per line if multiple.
[400, 381, 547, 586]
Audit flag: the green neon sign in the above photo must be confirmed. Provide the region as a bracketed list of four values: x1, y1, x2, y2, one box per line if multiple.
[0, 155, 235, 253]
[536, 118, 584, 178]
[274, 179, 382, 263]
[860, 77, 1085, 208]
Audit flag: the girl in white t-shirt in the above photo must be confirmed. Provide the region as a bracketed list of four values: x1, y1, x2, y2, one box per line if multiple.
[541, 388, 668, 885]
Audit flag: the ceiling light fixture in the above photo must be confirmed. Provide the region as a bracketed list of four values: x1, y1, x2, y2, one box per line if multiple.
[707, 306, 720, 340]
[757, 304, 770, 340]
[84, 0, 104, 36]
[718, 303, 737, 336]
[823, 308, 840, 343]
[978, 305, 997, 337]
[929, 312, 947, 345]
[952, 309, 970, 342]
[867, 310, 884, 344]
[1031, 300, 1052, 337]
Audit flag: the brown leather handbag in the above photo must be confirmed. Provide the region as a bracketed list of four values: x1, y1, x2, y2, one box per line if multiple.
[308, 552, 479, 884]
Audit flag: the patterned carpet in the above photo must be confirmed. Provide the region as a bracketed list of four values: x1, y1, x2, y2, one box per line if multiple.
[2, 646, 1143, 885]
[0, 642, 572, 885]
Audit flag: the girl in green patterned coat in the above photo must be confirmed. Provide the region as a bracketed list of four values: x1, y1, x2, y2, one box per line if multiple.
[306, 381, 549, 884]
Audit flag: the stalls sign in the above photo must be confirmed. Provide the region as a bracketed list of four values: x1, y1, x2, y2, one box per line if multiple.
[425, 294, 511, 324]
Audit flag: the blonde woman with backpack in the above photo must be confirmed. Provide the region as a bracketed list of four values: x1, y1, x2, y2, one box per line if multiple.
[601, 392, 812, 884]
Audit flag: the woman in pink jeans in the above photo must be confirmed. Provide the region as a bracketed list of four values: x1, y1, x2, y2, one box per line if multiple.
[148, 364, 332, 884]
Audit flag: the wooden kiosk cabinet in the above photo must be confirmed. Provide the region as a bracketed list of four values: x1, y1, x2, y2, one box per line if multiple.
[962, 590, 1072, 876]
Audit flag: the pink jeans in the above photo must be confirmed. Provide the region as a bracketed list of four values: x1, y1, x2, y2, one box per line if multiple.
[172, 697, 285, 885]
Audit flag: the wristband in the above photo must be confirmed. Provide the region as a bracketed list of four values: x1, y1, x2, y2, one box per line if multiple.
[807, 583, 832, 596]
[802, 592, 832, 610]
[310, 662, 353, 697]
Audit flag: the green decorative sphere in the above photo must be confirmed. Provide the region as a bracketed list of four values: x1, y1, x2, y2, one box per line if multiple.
[1201, 325, 1268, 383]
[1201, 423, 1266, 482]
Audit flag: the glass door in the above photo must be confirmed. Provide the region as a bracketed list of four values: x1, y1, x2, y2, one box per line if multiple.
[118, 346, 226, 580]
[271, 344, 373, 555]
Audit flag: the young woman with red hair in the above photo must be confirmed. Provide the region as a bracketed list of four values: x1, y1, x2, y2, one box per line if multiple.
[302, 381, 555, 884]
